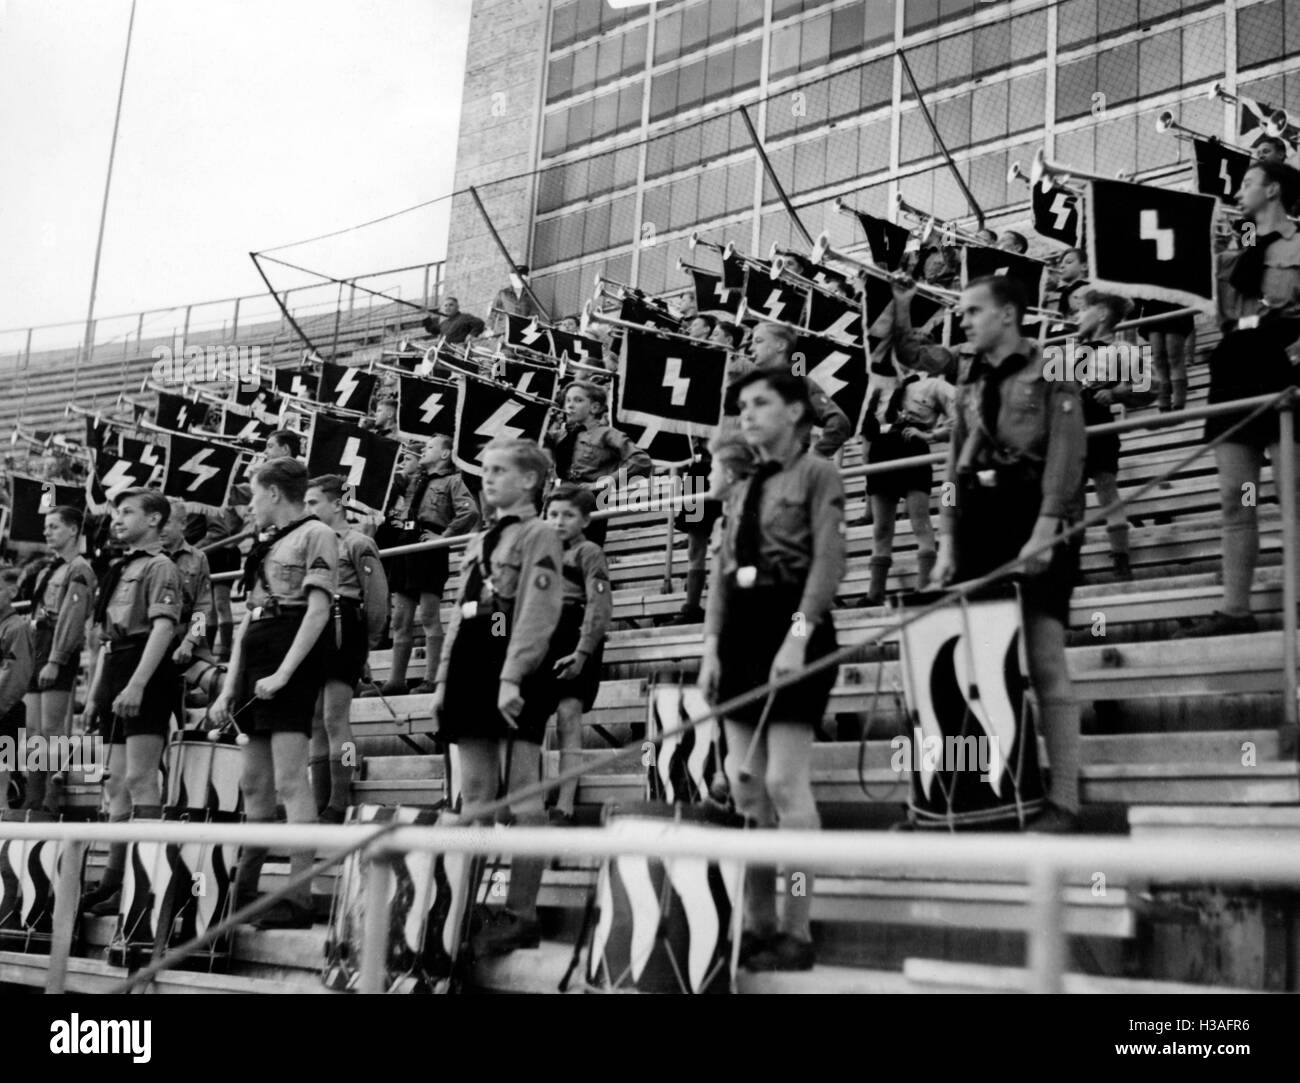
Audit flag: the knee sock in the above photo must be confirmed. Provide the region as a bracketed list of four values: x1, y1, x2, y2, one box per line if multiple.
[779, 867, 814, 942]
[743, 863, 778, 936]
[915, 549, 937, 591]
[684, 568, 706, 612]
[866, 556, 892, 603]
[504, 810, 546, 922]
[328, 758, 354, 813]
[97, 810, 132, 894]
[555, 748, 580, 817]
[1039, 694, 1081, 815]
[215, 621, 235, 661]
[309, 755, 330, 813]
[419, 629, 443, 686]
[1221, 516, 1258, 616]
[1170, 376, 1187, 411]
[22, 770, 47, 811]
[288, 848, 316, 912]
[385, 639, 412, 692]
[234, 815, 274, 906]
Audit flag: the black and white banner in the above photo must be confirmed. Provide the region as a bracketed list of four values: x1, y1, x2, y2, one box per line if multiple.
[1192, 137, 1252, 205]
[853, 210, 910, 271]
[156, 392, 204, 434]
[8, 476, 86, 544]
[961, 246, 1048, 310]
[549, 327, 604, 367]
[621, 422, 694, 466]
[689, 268, 741, 317]
[221, 407, 277, 447]
[795, 335, 869, 434]
[618, 295, 680, 331]
[395, 374, 457, 440]
[617, 330, 726, 437]
[806, 290, 863, 345]
[317, 361, 377, 414]
[451, 366, 557, 477]
[1084, 178, 1217, 311]
[740, 269, 806, 326]
[504, 313, 553, 353]
[1030, 180, 1082, 247]
[163, 434, 239, 507]
[273, 367, 320, 401]
[307, 414, 401, 511]
[95, 443, 159, 499]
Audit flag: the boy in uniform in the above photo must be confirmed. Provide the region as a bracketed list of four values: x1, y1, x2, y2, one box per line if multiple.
[0, 567, 34, 811]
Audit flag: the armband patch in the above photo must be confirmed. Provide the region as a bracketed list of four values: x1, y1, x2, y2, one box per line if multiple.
[310, 556, 331, 571]
[535, 572, 552, 590]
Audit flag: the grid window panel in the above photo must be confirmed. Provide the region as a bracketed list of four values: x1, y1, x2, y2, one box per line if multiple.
[670, 175, 700, 231]
[616, 85, 642, 134]
[825, 126, 859, 186]
[904, 42, 938, 97]
[587, 151, 615, 198]
[1138, 30, 1182, 99]
[1139, 0, 1180, 26]
[904, 0, 940, 35]
[794, 137, 828, 193]
[566, 103, 593, 153]
[655, 11, 682, 64]
[1182, 16, 1224, 86]
[827, 68, 862, 125]
[530, 273, 557, 317]
[1094, 113, 1137, 177]
[899, 108, 936, 164]
[536, 165, 564, 214]
[551, 3, 577, 51]
[773, 0, 803, 20]
[639, 245, 668, 297]
[649, 71, 677, 122]
[677, 58, 706, 111]
[698, 167, 728, 222]
[646, 135, 674, 180]
[967, 150, 1007, 212]
[1097, 0, 1138, 38]
[830, 2, 866, 61]
[557, 214, 585, 263]
[1054, 126, 1096, 176]
[864, 0, 894, 45]
[936, 93, 972, 151]
[609, 195, 637, 246]
[734, 39, 762, 92]
[1057, 55, 1098, 121]
[737, 0, 763, 32]
[770, 23, 801, 80]
[970, 80, 1009, 145]
[571, 44, 597, 96]
[623, 25, 647, 76]
[704, 49, 735, 103]
[972, 21, 1010, 77]
[533, 219, 559, 267]
[767, 91, 802, 141]
[574, 0, 601, 44]
[674, 122, 704, 173]
[583, 201, 612, 254]
[1011, 10, 1047, 62]
[1058, 0, 1097, 49]
[1177, 97, 1222, 155]
[1289, 5, 1300, 60]
[1237, 0, 1285, 71]
[1007, 70, 1046, 136]
[797, 79, 830, 129]
[554, 269, 582, 322]
[547, 55, 573, 104]
[861, 56, 893, 112]
[542, 113, 567, 158]
[708, 0, 739, 42]
[1098, 42, 1139, 108]
[931, 168, 966, 222]
[682, 1, 710, 54]
[936, 31, 973, 90]
[605, 253, 633, 297]
[764, 145, 796, 203]
[560, 161, 589, 208]
[727, 160, 755, 215]
[858, 116, 891, 176]
[800, 12, 833, 71]
[642, 186, 671, 237]
[699, 116, 731, 164]
[596, 38, 621, 85]
[898, 169, 936, 217]
[591, 90, 618, 140]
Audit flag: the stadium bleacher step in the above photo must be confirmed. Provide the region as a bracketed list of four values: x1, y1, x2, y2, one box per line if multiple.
[1128, 805, 1300, 839]
[898, 958, 1256, 994]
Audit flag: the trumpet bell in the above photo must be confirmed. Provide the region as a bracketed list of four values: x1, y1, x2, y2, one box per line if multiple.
[1029, 147, 1047, 188]
[810, 231, 831, 267]
[1007, 160, 1027, 185]
[1265, 108, 1291, 139]
[1155, 109, 1176, 133]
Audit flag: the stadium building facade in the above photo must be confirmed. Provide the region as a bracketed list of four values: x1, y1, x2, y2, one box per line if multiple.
[445, 0, 1300, 325]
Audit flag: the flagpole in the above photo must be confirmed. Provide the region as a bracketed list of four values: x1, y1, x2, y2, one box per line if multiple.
[77, 0, 138, 399]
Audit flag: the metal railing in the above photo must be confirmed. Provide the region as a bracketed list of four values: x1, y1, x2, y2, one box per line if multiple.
[5, 819, 1300, 995]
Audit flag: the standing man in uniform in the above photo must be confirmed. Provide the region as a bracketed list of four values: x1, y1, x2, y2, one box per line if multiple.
[930, 276, 1087, 833]
[0, 567, 34, 811]
[748, 321, 853, 458]
[490, 265, 541, 336]
[211, 457, 338, 929]
[80, 489, 185, 914]
[22, 506, 95, 812]
[162, 497, 216, 716]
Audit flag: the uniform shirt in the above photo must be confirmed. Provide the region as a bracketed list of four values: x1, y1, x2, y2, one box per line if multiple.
[704, 448, 846, 639]
[941, 336, 1087, 530]
[0, 608, 33, 719]
[101, 541, 184, 643]
[426, 311, 486, 345]
[336, 526, 389, 647]
[562, 536, 612, 659]
[436, 512, 563, 686]
[35, 553, 96, 666]
[165, 541, 214, 647]
[404, 467, 480, 536]
[1245, 229, 1300, 321]
[865, 372, 955, 439]
[555, 422, 653, 487]
[490, 287, 540, 334]
[247, 519, 339, 611]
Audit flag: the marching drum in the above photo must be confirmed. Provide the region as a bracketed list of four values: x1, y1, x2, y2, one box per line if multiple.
[645, 682, 724, 805]
[893, 588, 1046, 829]
[0, 810, 82, 954]
[585, 801, 744, 994]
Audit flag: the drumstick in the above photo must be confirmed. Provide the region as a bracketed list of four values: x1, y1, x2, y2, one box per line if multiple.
[735, 692, 776, 785]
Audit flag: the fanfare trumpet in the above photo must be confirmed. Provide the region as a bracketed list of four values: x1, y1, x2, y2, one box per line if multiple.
[769, 254, 859, 302]
[582, 301, 722, 348]
[1155, 109, 1252, 155]
[809, 231, 960, 307]
[892, 192, 991, 248]
[688, 231, 727, 256]
[1209, 81, 1293, 140]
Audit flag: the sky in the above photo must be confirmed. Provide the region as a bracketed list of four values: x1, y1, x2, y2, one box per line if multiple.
[0, 0, 472, 350]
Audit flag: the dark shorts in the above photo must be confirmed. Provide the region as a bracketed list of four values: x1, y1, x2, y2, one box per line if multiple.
[0, 701, 24, 744]
[952, 476, 1082, 626]
[389, 545, 450, 600]
[1204, 320, 1300, 450]
[675, 497, 722, 537]
[439, 608, 554, 746]
[536, 603, 604, 713]
[326, 598, 369, 688]
[866, 430, 932, 501]
[28, 621, 78, 693]
[1086, 432, 1120, 478]
[206, 545, 242, 577]
[242, 610, 332, 737]
[716, 581, 838, 728]
[98, 642, 181, 745]
[1136, 299, 1196, 340]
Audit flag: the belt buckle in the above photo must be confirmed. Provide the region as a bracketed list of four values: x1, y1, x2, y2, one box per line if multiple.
[735, 566, 757, 589]
[403, 520, 416, 531]
[977, 469, 997, 488]
[1238, 314, 1260, 330]
[879, 423, 893, 435]
[461, 601, 479, 620]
